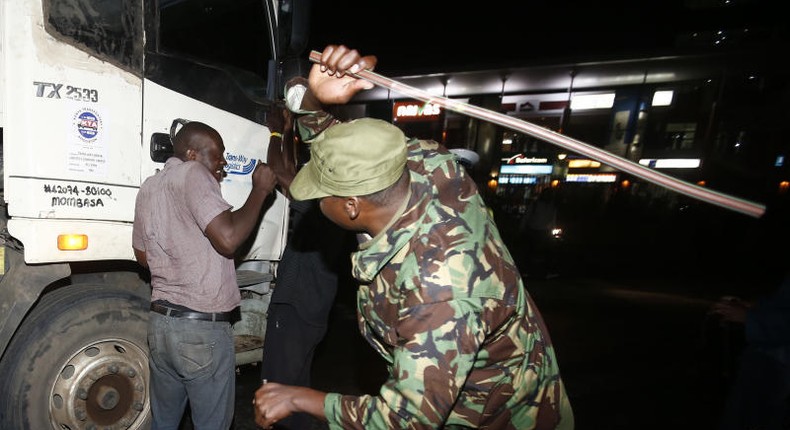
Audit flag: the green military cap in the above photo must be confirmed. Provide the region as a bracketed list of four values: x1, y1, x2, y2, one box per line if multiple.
[290, 118, 407, 200]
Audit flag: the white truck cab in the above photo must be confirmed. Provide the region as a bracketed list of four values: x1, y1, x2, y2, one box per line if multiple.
[0, 0, 310, 428]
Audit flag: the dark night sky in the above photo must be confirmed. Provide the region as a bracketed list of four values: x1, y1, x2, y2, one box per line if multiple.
[306, 1, 683, 75]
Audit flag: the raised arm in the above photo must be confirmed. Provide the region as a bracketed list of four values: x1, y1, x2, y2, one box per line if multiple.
[266, 105, 297, 197]
[306, 44, 378, 107]
[282, 45, 378, 142]
[204, 161, 277, 257]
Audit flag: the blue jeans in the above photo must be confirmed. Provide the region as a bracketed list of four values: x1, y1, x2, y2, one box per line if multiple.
[148, 312, 235, 430]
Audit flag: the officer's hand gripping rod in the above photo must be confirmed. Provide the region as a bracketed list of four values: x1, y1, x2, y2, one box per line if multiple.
[309, 50, 766, 218]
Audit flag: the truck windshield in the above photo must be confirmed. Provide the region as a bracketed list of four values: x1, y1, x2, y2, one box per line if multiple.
[159, 0, 272, 80]
[46, 0, 144, 74]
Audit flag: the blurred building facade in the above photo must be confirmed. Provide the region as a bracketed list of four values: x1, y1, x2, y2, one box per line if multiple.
[340, 0, 787, 220]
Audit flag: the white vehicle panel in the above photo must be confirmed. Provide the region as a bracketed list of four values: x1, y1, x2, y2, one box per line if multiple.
[7, 219, 134, 263]
[3, 0, 142, 222]
[141, 80, 287, 262]
[5, 177, 139, 221]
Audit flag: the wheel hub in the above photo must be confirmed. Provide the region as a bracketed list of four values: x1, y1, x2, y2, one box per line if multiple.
[50, 339, 149, 429]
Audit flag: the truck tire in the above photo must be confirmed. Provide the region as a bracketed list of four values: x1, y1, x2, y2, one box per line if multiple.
[0, 283, 151, 429]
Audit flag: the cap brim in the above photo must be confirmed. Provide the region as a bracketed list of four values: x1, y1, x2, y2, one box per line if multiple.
[289, 162, 331, 200]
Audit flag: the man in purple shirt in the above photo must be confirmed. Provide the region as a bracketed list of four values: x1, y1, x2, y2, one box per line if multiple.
[133, 121, 276, 429]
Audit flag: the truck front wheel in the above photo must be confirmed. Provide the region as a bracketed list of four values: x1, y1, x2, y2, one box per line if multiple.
[0, 284, 151, 429]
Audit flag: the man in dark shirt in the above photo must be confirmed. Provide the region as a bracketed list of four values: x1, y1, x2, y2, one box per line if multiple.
[262, 106, 353, 430]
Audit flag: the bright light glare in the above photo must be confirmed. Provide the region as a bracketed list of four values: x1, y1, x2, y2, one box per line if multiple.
[568, 159, 601, 169]
[570, 93, 615, 110]
[57, 234, 88, 250]
[652, 90, 674, 106]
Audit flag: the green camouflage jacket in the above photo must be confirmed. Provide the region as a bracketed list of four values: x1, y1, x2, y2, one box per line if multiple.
[296, 109, 573, 430]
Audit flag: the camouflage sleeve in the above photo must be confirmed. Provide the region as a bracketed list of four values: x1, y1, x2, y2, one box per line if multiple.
[294, 110, 339, 143]
[283, 77, 342, 143]
[325, 298, 488, 429]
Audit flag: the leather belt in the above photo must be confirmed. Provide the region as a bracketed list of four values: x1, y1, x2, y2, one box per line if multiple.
[150, 302, 234, 322]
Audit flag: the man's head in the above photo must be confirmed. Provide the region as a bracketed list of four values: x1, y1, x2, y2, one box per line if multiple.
[173, 121, 228, 182]
[289, 118, 407, 200]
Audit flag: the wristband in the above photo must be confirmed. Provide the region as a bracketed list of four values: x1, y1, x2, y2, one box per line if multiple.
[285, 82, 316, 114]
[270, 131, 283, 139]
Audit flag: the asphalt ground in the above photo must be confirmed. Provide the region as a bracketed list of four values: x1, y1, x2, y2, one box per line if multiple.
[227, 271, 762, 430]
[224, 199, 785, 429]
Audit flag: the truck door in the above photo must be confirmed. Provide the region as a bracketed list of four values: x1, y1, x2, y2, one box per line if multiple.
[142, 0, 288, 262]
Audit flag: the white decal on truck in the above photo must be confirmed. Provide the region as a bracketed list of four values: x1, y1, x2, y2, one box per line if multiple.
[225, 152, 256, 175]
[43, 183, 113, 208]
[33, 81, 99, 102]
[68, 107, 108, 177]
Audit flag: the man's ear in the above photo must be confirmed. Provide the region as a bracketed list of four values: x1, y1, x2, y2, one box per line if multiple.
[344, 197, 361, 220]
[186, 148, 197, 161]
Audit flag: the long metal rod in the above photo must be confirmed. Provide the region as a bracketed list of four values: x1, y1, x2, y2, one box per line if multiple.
[309, 50, 766, 218]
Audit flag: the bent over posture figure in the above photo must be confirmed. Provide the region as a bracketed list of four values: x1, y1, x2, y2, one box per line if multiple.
[133, 121, 276, 429]
[253, 45, 574, 430]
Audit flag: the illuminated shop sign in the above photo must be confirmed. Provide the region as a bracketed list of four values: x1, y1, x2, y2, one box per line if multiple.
[499, 164, 553, 175]
[498, 176, 538, 185]
[638, 158, 701, 169]
[393, 101, 442, 121]
[565, 173, 618, 183]
[502, 154, 549, 164]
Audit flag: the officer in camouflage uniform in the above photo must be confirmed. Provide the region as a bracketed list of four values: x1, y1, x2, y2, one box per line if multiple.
[254, 45, 573, 430]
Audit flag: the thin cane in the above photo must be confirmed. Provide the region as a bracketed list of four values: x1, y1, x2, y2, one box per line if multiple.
[309, 50, 766, 219]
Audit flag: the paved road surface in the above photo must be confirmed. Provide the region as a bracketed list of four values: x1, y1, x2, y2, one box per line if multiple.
[223, 272, 764, 430]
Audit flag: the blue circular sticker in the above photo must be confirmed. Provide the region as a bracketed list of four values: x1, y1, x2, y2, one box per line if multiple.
[75, 110, 100, 141]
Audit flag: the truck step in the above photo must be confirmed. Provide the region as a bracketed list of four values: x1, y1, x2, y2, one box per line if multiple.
[236, 269, 273, 288]
[235, 334, 263, 353]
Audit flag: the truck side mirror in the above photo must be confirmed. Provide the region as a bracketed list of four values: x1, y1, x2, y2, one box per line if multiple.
[150, 118, 190, 162]
[150, 133, 173, 162]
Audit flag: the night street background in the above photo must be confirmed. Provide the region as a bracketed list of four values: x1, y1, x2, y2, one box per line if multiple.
[227, 198, 787, 429]
[231, 272, 761, 430]
[307, 0, 784, 75]
[227, 1, 789, 428]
